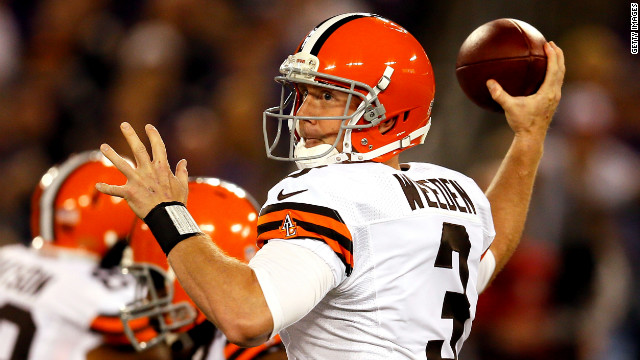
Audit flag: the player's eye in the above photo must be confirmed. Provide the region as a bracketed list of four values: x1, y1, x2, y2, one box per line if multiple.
[322, 92, 333, 101]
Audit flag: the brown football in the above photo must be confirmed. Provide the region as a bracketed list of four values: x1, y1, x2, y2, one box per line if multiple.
[455, 18, 547, 112]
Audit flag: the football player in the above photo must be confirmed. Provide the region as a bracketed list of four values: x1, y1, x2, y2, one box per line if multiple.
[0, 151, 171, 359]
[96, 13, 564, 359]
[121, 177, 285, 359]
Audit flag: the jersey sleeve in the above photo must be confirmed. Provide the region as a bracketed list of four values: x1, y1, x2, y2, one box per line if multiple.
[474, 187, 496, 253]
[455, 171, 496, 253]
[257, 169, 354, 278]
[249, 240, 336, 336]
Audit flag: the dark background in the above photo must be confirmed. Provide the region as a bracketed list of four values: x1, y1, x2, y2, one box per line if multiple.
[0, 1, 638, 358]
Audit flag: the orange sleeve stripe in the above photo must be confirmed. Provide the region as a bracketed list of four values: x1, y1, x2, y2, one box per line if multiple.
[258, 208, 351, 241]
[257, 226, 353, 269]
[258, 202, 354, 275]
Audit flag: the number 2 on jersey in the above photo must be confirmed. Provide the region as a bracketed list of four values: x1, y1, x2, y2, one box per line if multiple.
[426, 223, 471, 360]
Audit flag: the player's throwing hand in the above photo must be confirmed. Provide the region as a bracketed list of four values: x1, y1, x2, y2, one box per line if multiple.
[95, 122, 189, 219]
[487, 41, 565, 140]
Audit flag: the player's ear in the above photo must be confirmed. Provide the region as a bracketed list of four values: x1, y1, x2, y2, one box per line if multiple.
[378, 117, 397, 134]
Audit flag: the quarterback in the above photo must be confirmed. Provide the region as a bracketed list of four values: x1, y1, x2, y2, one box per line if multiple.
[96, 13, 564, 359]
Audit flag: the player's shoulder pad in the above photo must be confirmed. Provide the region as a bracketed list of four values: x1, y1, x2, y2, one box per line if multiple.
[258, 164, 354, 276]
[263, 164, 342, 209]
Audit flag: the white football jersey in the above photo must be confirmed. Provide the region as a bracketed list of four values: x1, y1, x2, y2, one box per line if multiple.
[0, 244, 137, 360]
[257, 162, 495, 359]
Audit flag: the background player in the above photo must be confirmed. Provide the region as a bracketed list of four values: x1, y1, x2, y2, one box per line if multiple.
[0, 151, 170, 360]
[121, 177, 285, 359]
[96, 13, 564, 359]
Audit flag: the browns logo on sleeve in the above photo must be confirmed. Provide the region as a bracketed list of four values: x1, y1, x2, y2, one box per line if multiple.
[257, 202, 353, 276]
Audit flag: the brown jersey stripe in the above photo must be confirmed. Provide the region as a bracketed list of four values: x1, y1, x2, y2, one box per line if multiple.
[258, 208, 351, 242]
[257, 228, 351, 267]
[257, 226, 353, 275]
[258, 202, 353, 274]
[260, 202, 345, 223]
[257, 210, 352, 257]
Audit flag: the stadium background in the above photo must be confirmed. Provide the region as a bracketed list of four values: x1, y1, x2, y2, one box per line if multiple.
[0, 0, 638, 358]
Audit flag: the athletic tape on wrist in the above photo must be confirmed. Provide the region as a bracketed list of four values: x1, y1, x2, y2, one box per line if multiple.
[143, 201, 203, 256]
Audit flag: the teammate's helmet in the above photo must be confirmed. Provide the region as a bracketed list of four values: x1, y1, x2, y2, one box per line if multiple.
[120, 178, 259, 351]
[263, 13, 435, 168]
[30, 151, 135, 258]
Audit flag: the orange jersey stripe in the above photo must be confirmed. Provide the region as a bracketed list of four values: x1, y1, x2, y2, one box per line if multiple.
[258, 208, 351, 242]
[257, 203, 353, 274]
[257, 227, 352, 270]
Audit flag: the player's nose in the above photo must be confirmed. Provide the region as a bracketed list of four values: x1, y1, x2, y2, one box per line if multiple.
[296, 99, 318, 124]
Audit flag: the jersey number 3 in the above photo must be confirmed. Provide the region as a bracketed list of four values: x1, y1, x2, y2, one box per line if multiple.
[426, 223, 471, 360]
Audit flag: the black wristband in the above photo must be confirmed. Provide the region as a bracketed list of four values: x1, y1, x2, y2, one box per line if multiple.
[143, 201, 203, 256]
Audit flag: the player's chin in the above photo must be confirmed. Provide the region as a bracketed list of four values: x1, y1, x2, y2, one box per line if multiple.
[304, 139, 324, 148]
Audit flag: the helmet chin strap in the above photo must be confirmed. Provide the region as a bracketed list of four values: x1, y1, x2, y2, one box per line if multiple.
[293, 120, 348, 169]
[293, 140, 344, 169]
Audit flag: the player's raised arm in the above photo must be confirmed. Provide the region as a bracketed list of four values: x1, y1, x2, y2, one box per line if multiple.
[483, 41, 565, 280]
[95, 122, 274, 346]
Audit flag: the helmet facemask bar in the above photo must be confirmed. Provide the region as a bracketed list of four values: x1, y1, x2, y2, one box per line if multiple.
[263, 83, 294, 159]
[263, 65, 386, 164]
[120, 264, 197, 351]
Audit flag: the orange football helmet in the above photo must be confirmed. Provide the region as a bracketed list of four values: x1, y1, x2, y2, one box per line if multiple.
[263, 13, 435, 168]
[120, 177, 259, 351]
[30, 151, 136, 258]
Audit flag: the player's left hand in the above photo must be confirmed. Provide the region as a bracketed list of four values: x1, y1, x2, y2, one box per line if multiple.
[486, 41, 565, 141]
[95, 122, 189, 219]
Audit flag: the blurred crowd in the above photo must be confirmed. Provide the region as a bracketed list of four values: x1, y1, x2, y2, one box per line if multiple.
[0, 0, 638, 359]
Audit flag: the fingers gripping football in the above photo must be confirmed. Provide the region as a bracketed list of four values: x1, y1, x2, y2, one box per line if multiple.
[95, 122, 189, 219]
[487, 41, 565, 139]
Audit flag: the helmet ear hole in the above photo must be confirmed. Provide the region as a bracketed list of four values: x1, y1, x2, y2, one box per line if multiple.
[402, 110, 411, 122]
[379, 116, 398, 135]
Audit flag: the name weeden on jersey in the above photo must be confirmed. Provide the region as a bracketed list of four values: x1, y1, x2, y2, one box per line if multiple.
[394, 174, 476, 214]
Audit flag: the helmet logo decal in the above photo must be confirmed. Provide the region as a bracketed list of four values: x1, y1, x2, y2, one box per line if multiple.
[280, 212, 298, 238]
[280, 53, 320, 80]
